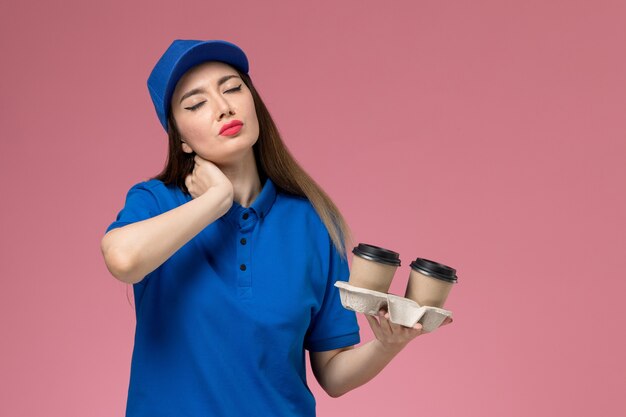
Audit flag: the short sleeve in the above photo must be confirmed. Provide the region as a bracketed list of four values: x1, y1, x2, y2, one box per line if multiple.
[304, 237, 361, 352]
[104, 182, 161, 235]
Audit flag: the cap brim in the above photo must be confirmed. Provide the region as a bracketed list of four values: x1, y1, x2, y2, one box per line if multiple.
[164, 40, 249, 116]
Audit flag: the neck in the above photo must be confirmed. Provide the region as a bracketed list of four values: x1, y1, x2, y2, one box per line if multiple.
[217, 150, 263, 208]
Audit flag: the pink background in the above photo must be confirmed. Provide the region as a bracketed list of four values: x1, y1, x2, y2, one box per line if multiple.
[1, 1, 625, 416]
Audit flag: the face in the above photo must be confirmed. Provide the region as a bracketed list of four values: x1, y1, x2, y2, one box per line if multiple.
[170, 61, 259, 164]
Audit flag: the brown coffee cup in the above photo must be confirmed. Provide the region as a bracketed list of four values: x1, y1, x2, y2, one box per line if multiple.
[349, 243, 401, 293]
[404, 258, 458, 307]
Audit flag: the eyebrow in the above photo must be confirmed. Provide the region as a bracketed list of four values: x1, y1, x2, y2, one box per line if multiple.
[179, 74, 241, 104]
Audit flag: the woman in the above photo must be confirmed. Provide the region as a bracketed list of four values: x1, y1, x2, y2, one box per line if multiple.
[101, 39, 447, 417]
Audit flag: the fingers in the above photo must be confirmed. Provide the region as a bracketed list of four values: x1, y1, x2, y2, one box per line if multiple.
[367, 308, 448, 342]
[385, 310, 421, 334]
[364, 313, 379, 329]
[185, 171, 199, 199]
[194, 154, 209, 164]
[375, 308, 420, 334]
[441, 317, 453, 326]
[382, 309, 415, 332]
[364, 313, 382, 339]
[378, 309, 394, 334]
[379, 309, 426, 343]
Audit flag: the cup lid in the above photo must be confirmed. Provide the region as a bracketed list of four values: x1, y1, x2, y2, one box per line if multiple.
[352, 243, 401, 266]
[410, 258, 458, 283]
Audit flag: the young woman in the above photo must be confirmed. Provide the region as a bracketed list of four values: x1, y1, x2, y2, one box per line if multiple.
[101, 39, 448, 417]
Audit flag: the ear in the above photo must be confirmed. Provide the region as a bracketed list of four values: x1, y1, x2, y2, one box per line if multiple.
[181, 140, 193, 154]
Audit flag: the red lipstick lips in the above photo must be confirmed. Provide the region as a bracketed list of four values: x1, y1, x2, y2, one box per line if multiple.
[219, 120, 243, 136]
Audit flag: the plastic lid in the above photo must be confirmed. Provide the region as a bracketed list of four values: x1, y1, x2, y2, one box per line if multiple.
[352, 243, 401, 266]
[410, 258, 458, 283]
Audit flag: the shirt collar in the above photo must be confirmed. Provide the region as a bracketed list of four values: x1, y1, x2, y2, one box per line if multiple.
[222, 177, 277, 228]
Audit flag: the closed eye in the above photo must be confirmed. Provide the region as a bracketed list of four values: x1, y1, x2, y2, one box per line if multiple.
[185, 84, 243, 111]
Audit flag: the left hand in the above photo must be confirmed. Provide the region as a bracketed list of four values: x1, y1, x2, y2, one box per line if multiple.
[364, 307, 453, 352]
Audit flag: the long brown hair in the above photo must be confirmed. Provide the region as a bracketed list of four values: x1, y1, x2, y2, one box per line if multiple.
[151, 67, 354, 260]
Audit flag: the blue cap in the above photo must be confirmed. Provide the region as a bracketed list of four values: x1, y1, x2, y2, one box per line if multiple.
[147, 39, 250, 133]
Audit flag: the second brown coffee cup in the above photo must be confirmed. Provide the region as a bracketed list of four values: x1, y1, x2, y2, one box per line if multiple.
[349, 243, 401, 293]
[404, 258, 458, 308]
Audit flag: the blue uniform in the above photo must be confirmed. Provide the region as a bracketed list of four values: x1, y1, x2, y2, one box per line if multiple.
[105, 177, 361, 417]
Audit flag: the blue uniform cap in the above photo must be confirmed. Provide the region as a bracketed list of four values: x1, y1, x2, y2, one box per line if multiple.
[147, 39, 250, 133]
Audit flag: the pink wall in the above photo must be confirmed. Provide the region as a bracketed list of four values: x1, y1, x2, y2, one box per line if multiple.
[1, 0, 624, 416]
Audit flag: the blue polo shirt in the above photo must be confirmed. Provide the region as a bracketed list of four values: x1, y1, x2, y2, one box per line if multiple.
[104, 177, 361, 417]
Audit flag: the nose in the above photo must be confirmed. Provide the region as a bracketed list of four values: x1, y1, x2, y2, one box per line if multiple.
[215, 95, 235, 120]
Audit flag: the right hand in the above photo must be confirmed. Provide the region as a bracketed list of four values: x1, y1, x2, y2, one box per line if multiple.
[185, 154, 234, 200]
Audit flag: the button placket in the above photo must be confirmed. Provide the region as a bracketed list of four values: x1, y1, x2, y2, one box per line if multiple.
[236, 210, 255, 297]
